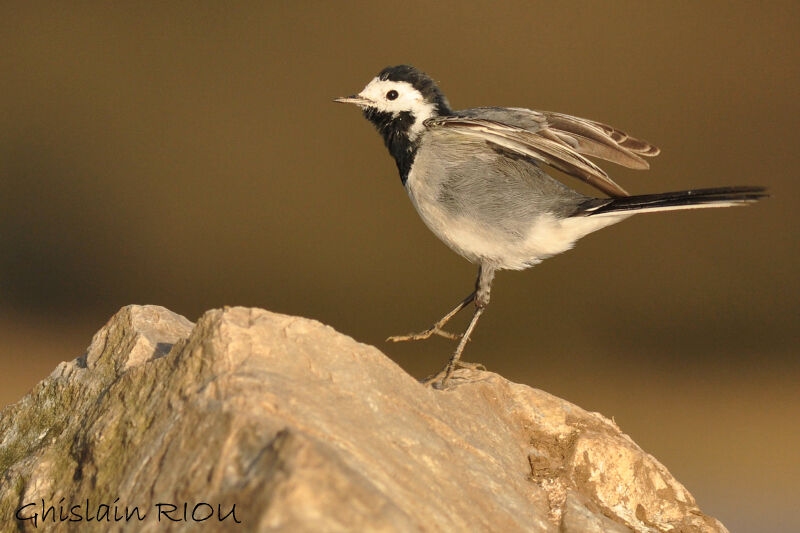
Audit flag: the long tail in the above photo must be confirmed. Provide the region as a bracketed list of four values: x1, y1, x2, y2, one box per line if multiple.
[575, 186, 768, 217]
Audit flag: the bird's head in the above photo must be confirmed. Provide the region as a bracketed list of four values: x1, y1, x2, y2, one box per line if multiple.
[335, 65, 451, 142]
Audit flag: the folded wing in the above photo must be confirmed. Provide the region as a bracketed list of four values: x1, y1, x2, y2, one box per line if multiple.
[449, 107, 661, 197]
[425, 116, 632, 197]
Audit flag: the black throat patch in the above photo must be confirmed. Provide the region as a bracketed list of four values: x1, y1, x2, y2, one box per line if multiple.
[363, 108, 419, 184]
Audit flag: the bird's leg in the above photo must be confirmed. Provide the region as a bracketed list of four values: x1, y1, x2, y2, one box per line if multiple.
[423, 307, 485, 387]
[425, 265, 495, 388]
[386, 290, 475, 342]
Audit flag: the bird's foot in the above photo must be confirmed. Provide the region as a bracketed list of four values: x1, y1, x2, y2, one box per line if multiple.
[453, 361, 486, 371]
[422, 360, 486, 389]
[387, 326, 461, 343]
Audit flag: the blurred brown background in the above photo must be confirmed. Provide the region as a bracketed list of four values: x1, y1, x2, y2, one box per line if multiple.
[1, 2, 797, 530]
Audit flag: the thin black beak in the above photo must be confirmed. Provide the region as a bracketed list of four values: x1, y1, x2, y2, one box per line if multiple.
[333, 95, 373, 106]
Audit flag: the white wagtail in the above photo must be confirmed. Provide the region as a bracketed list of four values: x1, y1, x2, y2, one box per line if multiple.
[335, 65, 766, 388]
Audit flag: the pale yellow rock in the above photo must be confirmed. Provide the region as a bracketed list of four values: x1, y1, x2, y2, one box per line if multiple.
[0, 306, 727, 532]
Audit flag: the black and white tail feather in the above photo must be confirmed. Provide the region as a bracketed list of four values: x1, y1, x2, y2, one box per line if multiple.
[576, 186, 768, 217]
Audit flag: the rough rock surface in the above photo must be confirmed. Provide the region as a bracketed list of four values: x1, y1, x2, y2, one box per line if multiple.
[0, 306, 727, 532]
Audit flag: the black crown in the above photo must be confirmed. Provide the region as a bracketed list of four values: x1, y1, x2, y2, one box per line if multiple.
[378, 65, 452, 115]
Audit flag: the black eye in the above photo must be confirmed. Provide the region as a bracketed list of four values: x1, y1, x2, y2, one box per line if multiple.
[386, 90, 399, 100]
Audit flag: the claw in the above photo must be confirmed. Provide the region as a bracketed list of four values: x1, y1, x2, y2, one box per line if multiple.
[455, 361, 486, 371]
[422, 360, 487, 388]
[422, 369, 447, 386]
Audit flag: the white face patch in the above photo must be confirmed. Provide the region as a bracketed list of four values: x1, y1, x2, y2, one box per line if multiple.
[357, 78, 438, 141]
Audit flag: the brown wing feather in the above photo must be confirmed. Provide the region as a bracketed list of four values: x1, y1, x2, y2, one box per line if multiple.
[543, 111, 661, 161]
[425, 117, 630, 197]
[551, 129, 650, 169]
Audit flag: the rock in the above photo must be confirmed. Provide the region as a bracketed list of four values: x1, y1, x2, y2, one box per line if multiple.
[0, 305, 727, 532]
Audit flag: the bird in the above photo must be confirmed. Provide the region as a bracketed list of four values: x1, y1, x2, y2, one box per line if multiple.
[334, 65, 766, 388]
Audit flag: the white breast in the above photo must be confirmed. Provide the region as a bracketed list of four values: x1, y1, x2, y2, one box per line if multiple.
[405, 168, 628, 270]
